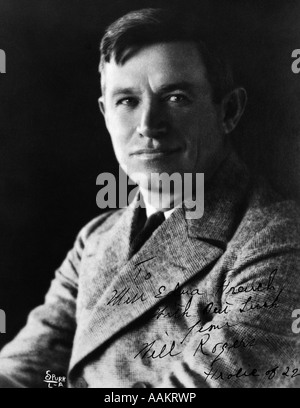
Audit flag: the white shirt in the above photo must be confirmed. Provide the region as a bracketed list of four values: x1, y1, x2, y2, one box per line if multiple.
[144, 200, 176, 220]
[140, 189, 180, 219]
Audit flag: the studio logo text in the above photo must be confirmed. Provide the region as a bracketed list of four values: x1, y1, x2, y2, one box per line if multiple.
[44, 370, 66, 388]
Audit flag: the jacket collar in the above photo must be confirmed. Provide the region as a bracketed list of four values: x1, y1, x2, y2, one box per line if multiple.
[185, 149, 250, 245]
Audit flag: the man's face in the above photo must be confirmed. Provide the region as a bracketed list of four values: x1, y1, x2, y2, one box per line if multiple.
[100, 42, 225, 190]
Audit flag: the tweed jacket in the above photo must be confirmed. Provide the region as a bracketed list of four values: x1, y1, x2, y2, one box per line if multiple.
[0, 151, 300, 388]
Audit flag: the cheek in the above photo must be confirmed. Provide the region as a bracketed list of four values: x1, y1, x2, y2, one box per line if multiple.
[173, 113, 202, 149]
[188, 107, 220, 143]
[106, 114, 131, 145]
[105, 114, 136, 169]
[106, 111, 136, 141]
[173, 107, 221, 165]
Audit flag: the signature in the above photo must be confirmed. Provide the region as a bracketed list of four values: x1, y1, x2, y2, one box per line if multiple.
[193, 334, 256, 365]
[134, 338, 182, 360]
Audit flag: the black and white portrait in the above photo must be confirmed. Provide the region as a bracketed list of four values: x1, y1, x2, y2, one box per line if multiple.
[0, 0, 300, 389]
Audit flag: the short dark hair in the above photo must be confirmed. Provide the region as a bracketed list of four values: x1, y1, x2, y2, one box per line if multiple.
[99, 8, 235, 103]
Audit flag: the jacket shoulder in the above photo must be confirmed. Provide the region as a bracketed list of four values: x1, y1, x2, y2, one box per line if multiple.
[77, 208, 126, 244]
[231, 177, 300, 260]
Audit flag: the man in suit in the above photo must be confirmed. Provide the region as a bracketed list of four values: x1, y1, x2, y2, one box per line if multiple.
[0, 8, 300, 388]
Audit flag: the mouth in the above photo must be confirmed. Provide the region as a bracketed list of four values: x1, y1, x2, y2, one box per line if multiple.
[131, 148, 181, 160]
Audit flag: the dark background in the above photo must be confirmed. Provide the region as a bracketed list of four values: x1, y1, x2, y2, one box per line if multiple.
[0, 0, 300, 349]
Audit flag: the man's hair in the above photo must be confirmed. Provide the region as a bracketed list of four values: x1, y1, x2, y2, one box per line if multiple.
[99, 8, 234, 103]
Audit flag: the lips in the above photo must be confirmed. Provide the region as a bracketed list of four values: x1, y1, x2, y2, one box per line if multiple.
[131, 147, 180, 158]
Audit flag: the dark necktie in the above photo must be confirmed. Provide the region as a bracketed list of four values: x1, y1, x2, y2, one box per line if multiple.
[129, 209, 165, 258]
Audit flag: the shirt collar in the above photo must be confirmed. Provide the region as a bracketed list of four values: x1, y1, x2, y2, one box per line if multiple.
[145, 200, 176, 219]
[139, 188, 179, 219]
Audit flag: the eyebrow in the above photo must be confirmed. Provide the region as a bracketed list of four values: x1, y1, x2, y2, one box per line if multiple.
[157, 81, 196, 94]
[110, 81, 196, 98]
[111, 87, 138, 97]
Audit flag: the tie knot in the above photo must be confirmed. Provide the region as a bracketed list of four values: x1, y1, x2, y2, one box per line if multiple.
[129, 210, 165, 258]
[144, 211, 165, 231]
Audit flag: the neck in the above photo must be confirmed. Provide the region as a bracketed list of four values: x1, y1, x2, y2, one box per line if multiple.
[139, 187, 183, 212]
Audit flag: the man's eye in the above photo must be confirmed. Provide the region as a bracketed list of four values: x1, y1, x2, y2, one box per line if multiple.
[166, 94, 188, 103]
[116, 98, 138, 107]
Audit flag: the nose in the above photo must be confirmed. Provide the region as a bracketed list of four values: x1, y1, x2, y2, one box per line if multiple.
[136, 100, 167, 139]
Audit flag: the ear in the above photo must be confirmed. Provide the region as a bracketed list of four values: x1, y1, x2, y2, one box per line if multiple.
[221, 87, 247, 134]
[98, 96, 105, 116]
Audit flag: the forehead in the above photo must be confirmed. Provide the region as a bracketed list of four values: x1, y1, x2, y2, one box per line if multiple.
[101, 41, 210, 95]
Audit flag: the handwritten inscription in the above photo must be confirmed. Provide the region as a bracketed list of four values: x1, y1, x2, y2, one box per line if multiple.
[106, 266, 298, 385]
[216, 268, 278, 295]
[153, 298, 193, 320]
[107, 287, 148, 306]
[239, 288, 283, 313]
[204, 366, 260, 382]
[203, 301, 233, 315]
[180, 320, 238, 345]
[107, 279, 204, 307]
[204, 365, 300, 382]
[134, 339, 182, 360]
[197, 336, 257, 365]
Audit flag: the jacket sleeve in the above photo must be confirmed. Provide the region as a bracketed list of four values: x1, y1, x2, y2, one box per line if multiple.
[159, 217, 300, 388]
[0, 219, 93, 388]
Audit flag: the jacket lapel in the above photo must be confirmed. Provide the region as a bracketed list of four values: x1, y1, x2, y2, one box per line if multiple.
[69, 150, 250, 373]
